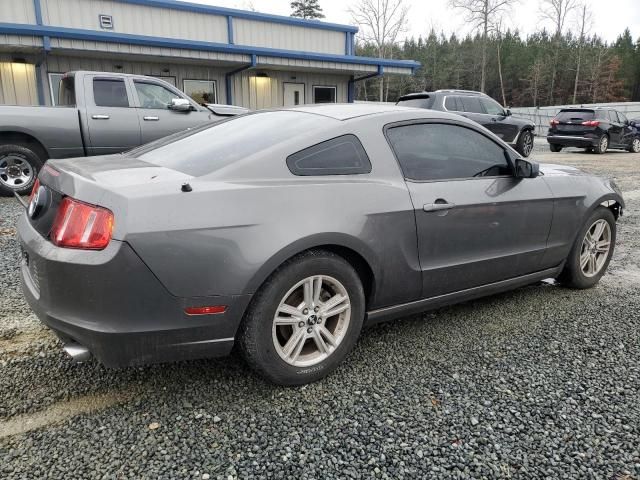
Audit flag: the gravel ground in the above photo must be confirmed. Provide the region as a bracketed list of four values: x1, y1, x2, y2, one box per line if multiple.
[1, 145, 639, 479]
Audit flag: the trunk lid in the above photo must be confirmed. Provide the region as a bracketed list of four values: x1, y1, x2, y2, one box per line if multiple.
[30, 155, 192, 241]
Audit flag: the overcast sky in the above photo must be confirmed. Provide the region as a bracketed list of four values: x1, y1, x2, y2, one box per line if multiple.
[189, 0, 639, 44]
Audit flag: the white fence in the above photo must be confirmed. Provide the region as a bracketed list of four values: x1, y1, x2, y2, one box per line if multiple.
[511, 102, 640, 136]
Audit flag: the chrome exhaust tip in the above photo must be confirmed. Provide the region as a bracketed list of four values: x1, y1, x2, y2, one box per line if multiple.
[63, 343, 91, 363]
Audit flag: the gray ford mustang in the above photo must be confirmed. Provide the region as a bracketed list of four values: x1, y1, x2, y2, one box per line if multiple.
[18, 104, 624, 385]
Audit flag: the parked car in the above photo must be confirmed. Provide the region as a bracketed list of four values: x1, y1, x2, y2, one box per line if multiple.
[18, 104, 624, 385]
[547, 107, 640, 154]
[0, 71, 248, 196]
[396, 90, 536, 157]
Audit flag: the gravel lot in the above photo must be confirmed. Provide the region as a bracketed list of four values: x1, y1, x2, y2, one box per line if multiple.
[1, 145, 639, 479]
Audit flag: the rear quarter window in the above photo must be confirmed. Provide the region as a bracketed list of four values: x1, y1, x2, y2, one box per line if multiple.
[286, 135, 371, 176]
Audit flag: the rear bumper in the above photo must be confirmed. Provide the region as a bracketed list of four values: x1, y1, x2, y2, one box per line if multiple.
[547, 135, 598, 147]
[17, 213, 251, 368]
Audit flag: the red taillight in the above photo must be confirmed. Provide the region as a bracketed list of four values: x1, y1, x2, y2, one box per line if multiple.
[550, 119, 559, 126]
[581, 120, 600, 127]
[29, 179, 40, 203]
[50, 197, 114, 250]
[184, 306, 227, 316]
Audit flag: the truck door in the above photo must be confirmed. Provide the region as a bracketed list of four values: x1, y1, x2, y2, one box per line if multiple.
[83, 75, 141, 155]
[132, 79, 213, 144]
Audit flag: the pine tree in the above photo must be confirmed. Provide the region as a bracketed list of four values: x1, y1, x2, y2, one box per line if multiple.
[290, 0, 324, 19]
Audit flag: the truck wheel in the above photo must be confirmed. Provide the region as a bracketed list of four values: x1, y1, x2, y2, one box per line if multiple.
[549, 144, 562, 152]
[557, 207, 616, 289]
[593, 135, 608, 154]
[628, 138, 640, 153]
[239, 250, 365, 386]
[516, 130, 534, 157]
[0, 144, 42, 196]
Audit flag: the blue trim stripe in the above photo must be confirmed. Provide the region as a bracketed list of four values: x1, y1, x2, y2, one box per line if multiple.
[115, 0, 359, 33]
[32, 0, 51, 51]
[225, 54, 256, 105]
[0, 23, 420, 70]
[227, 15, 234, 45]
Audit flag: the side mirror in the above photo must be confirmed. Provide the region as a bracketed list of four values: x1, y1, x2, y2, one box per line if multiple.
[505, 108, 512, 117]
[515, 158, 539, 178]
[168, 98, 193, 112]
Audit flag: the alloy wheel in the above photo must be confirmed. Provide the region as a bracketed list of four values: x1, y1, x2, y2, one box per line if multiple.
[522, 132, 534, 156]
[0, 153, 34, 190]
[272, 275, 351, 367]
[580, 219, 611, 277]
[632, 138, 640, 153]
[600, 136, 609, 152]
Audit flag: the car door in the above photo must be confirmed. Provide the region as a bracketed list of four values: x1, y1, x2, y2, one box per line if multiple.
[385, 121, 554, 298]
[479, 97, 519, 143]
[617, 111, 635, 147]
[83, 75, 141, 155]
[132, 79, 212, 144]
[607, 110, 624, 146]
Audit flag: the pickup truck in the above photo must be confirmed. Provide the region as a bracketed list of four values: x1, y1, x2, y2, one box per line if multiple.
[0, 71, 248, 196]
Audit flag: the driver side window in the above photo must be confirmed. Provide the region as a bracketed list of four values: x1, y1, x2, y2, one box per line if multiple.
[134, 81, 180, 109]
[481, 98, 505, 116]
[386, 123, 511, 181]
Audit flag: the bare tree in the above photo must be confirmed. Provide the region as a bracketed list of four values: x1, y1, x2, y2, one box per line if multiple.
[539, 0, 578, 103]
[449, 0, 517, 93]
[348, 0, 410, 101]
[571, 3, 592, 104]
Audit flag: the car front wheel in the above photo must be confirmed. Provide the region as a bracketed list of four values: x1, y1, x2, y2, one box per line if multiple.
[628, 137, 640, 153]
[239, 250, 365, 385]
[516, 130, 534, 157]
[558, 207, 616, 289]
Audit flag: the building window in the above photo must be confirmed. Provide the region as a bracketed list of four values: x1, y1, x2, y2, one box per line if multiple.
[48, 73, 64, 105]
[183, 80, 217, 105]
[313, 86, 336, 104]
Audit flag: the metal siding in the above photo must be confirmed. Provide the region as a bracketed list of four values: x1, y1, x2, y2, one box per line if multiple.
[40, 0, 228, 43]
[256, 56, 377, 74]
[234, 19, 344, 55]
[233, 70, 348, 110]
[1, 0, 37, 23]
[0, 34, 41, 48]
[48, 38, 248, 64]
[0, 61, 38, 105]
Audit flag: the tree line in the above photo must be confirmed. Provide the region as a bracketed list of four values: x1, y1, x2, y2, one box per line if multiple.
[355, 26, 639, 107]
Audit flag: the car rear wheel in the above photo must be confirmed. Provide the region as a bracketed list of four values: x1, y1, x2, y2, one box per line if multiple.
[594, 135, 609, 154]
[516, 130, 534, 157]
[558, 207, 616, 289]
[628, 138, 640, 153]
[0, 144, 42, 197]
[239, 250, 365, 385]
[549, 143, 562, 152]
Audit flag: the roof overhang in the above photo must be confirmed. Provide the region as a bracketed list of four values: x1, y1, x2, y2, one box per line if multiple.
[0, 23, 420, 75]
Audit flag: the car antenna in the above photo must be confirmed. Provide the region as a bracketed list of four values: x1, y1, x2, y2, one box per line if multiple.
[181, 182, 192, 192]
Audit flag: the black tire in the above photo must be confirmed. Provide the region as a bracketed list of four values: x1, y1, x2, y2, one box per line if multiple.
[549, 143, 562, 152]
[515, 130, 534, 157]
[238, 250, 365, 386]
[0, 144, 43, 197]
[584, 147, 594, 153]
[628, 137, 640, 153]
[593, 134, 609, 154]
[557, 207, 616, 289]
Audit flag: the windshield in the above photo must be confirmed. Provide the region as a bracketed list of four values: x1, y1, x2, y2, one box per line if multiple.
[397, 97, 434, 109]
[134, 111, 330, 176]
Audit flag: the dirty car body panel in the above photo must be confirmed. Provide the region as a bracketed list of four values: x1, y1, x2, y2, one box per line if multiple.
[17, 105, 624, 367]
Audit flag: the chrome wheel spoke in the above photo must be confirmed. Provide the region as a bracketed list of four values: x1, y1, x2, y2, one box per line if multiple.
[272, 274, 351, 367]
[595, 241, 610, 253]
[580, 252, 590, 270]
[592, 221, 605, 241]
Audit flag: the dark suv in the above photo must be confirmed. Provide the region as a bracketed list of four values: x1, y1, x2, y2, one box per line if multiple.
[547, 107, 640, 154]
[396, 90, 536, 157]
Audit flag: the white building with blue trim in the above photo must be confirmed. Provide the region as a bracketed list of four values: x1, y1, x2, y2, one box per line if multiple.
[0, 0, 419, 108]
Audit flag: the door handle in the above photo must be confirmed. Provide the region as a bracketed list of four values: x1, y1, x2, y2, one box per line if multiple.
[143, 116, 160, 121]
[423, 201, 456, 212]
[91, 114, 110, 120]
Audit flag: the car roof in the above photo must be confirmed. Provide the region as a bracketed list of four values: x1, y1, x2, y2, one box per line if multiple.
[283, 103, 432, 120]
